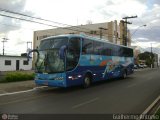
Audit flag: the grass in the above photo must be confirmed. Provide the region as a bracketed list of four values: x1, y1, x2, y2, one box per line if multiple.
[155, 107, 160, 120]
[0, 71, 35, 83]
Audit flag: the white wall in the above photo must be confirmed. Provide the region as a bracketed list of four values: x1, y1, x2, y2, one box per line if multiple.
[0, 56, 32, 71]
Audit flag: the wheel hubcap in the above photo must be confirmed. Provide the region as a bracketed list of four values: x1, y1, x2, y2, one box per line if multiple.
[85, 77, 90, 86]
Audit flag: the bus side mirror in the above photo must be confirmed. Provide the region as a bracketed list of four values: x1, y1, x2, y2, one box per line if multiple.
[27, 49, 39, 62]
[59, 45, 67, 60]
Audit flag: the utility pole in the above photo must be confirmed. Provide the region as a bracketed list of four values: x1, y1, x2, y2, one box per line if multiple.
[151, 43, 153, 68]
[1, 38, 9, 55]
[122, 15, 137, 46]
[99, 27, 108, 39]
[27, 41, 32, 52]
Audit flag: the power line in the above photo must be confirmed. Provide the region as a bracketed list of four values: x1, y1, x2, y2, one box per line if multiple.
[0, 13, 121, 39]
[0, 22, 38, 31]
[0, 13, 95, 35]
[0, 8, 122, 39]
[1, 8, 144, 45]
[0, 8, 95, 32]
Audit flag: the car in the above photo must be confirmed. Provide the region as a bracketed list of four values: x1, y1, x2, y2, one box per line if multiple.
[139, 63, 146, 68]
[134, 64, 138, 69]
[143, 64, 147, 68]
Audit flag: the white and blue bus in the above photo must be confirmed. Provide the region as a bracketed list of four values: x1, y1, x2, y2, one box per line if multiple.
[29, 34, 134, 87]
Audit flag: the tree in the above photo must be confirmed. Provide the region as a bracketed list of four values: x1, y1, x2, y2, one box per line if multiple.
[138, 52, 154, 67]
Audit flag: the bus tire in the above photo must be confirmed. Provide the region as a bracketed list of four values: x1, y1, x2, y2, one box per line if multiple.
[122, 70, 127, 79]
[83, 75, 91, 88]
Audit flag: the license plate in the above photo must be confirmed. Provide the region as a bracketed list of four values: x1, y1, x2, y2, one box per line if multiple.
[43, 81, 48, 85]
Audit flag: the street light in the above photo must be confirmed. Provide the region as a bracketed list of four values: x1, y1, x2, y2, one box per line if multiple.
[131, 24, 146, 37]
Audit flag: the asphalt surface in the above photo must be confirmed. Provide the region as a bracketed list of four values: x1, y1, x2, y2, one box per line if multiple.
[0, 80, 35, 94]
[0, 68, 160, 114]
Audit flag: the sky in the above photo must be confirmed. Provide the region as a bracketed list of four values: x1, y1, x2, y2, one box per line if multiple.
[0, 0, 160, 55]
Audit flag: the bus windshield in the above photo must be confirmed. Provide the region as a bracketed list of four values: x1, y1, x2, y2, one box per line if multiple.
[36, 37, 68, 73]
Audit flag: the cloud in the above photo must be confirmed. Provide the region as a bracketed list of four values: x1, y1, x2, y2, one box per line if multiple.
[93, 0, 147, 21]
[0, 0, 34, 34]
[92, 0, 160, 48]
[131, 26, 160, 41]
[119, 1, 160, 47]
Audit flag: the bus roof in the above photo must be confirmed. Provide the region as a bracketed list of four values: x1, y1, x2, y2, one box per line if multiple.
[42, 34, 133, 49]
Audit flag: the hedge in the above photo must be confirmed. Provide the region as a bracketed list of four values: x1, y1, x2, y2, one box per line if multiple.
[0, 72, 35, 83]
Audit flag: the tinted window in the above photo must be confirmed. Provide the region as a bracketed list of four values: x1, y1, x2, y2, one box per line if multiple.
[66, 37, 80, 71]
[82, 39, 93, 54]
[93, 41, 104, 55]
[101, 43, 112, 56]
[118, 47, 133, 57]
[81, 37, 133, 57]
[39, 37, 68, 50]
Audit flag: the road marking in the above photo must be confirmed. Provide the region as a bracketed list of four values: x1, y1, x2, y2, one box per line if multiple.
[34, 86, 48, 90]
[126, 84, 136, 88]
[142, 95, 160, 114]
[0, 86, 47, 97]
[0, 94, 48, 106]
[72, 97, 99, 109]
[138, 95, 160, 120]
[0, 89, 35, 97]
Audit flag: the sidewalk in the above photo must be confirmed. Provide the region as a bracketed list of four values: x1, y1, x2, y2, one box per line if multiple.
[0, 80, 36, 94]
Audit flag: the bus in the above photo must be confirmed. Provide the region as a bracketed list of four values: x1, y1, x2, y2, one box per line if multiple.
[28, 34, 134, 88]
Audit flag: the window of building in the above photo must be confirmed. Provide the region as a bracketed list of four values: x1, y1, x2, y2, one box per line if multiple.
[23, 60, 29, 65]
[5, 60, 11, 65]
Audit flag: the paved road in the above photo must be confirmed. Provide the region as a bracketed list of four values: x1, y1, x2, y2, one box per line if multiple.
[0, 68, 160, 114]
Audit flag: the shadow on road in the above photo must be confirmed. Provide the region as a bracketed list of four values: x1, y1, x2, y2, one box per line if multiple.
[35, 76, 135, 94]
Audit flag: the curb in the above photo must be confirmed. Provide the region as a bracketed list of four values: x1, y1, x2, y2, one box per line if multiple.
[142, 96, 160, 114]
[134, 68, 157, 72]
[0, 86, 48, 97]
[139, 96, 160, 119]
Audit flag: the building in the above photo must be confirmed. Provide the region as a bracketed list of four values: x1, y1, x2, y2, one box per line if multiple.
[33, 20, 131, 50]
[119, 20, 131, 47]
[33, 22, 108, 51]
[131, 46, 141, 64]
[0, 55, 32, 71]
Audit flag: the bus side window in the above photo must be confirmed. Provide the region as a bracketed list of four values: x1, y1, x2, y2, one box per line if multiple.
[93, 41, 103, 55]
[82, 39, 93, 54]
[66, 37, 80, 71]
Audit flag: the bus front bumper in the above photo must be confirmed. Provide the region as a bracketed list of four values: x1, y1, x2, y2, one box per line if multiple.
[35, 79, 66, 87]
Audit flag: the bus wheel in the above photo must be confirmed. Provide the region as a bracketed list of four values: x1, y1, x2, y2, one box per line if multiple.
[122, 71, 127, 79]
[83, 75, 91, 88]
